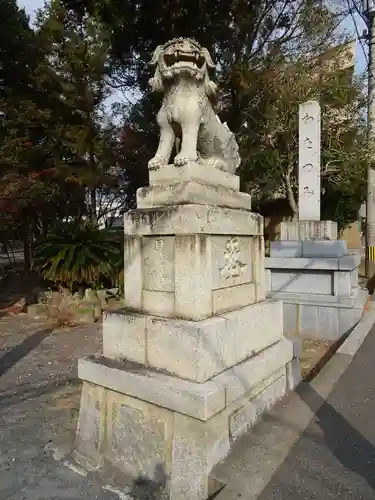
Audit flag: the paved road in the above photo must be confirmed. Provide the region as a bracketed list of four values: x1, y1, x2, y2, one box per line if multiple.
[258, 324, 375, 499]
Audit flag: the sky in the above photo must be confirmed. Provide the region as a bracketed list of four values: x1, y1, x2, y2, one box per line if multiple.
[17, 0, 369, 75]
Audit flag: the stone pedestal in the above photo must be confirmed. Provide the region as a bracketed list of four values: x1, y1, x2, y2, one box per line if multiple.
[73, 163, 296, 500]
[280, 220, 337, 241]
[265, 239, 367, 340]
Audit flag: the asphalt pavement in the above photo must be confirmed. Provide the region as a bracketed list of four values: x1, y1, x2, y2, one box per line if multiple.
[258, 323, 375, 499]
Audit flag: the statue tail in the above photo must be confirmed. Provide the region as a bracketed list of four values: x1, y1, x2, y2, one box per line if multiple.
[222, 122, 241, 174]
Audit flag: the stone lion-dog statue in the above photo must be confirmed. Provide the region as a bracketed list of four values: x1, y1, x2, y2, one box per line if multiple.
[148, 37, 240, 174]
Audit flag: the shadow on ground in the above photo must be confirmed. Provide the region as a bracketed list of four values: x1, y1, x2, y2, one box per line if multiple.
[0, 327, 53, 377]
[295, 383, 375, 491]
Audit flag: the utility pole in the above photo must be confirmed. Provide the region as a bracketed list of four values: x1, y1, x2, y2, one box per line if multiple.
[363, 0, 375, 280]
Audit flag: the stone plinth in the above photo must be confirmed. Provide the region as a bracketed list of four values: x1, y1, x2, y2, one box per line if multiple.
[103, 300, 283, 383]
[124, 205, 265, 320]
[265, 242, 367, 340]
[280, 220, 337, 241]
[137, 162, 252, 210]
[149, 163, 240, 190]
[74, 165, 296, 498]
[74, 337, 296, 500]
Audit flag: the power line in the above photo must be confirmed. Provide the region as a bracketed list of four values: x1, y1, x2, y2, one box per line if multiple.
[347, 0, 369, 68]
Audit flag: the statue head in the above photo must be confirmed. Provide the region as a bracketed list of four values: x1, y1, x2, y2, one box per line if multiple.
[149, 37, 217, 97]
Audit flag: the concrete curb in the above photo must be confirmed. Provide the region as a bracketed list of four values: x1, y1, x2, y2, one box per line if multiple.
[337, 302, 375, 356]
[212, 301, 375, 500]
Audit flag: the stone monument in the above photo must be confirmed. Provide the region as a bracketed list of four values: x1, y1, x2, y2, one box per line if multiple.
[265, 100, 367, 340]
[281, 100, 337, 240]
[73, 38, 296, 500]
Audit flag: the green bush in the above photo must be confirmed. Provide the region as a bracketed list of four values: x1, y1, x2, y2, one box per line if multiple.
[35, 220, 122, 290]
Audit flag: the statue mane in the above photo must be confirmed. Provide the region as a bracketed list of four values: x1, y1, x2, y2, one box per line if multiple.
[149, 37, 217, 99]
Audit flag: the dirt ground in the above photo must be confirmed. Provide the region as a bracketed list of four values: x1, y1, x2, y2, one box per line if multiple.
[0, 315, 122, 499]
[300, 338, 335, 380]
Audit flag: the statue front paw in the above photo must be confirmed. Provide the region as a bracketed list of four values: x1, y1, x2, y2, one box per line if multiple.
[148, 156, 167, 171]
[174, 153, 198, 167]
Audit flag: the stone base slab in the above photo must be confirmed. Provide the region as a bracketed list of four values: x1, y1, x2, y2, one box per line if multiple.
[80, 337, 293, 421]
[149, 162, 240, 191]
[272, 289, 368, 340]
[74, 338, 294, 500]
[136, 182, 252, 210]
[124, 204, 263, 237]
[265, 257, 360, 297]
[103, 300, 283, 383]
[270, 240, 348, 258]
[266, 254, 360, 271]
[280, 220, 337, 240]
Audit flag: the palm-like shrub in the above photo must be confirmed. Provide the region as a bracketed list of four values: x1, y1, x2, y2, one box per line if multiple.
[35, 220, 122, 290]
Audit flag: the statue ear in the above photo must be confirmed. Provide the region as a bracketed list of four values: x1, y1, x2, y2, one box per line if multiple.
[202, 47, 215, 68]
[149, 66, 164, 92]
[150, 45, 163, 66]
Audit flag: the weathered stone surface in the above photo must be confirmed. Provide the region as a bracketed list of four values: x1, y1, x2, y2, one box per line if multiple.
[143, 236, 175, 292]
[78, 356, 226, 421]
[283, 303, 298, 336]
[274, 292, 367, 341]
[103, 310, 146, 364]
[280, 220, 337, 241]
[266, 256, 339, 270]
[75, 364, 289, 500]
[286, 358, 301, 390]
[124, 237, 142, 310]
[149, 163, 240, 191]
[333, 271, 351, 296]
[143, 289, 175, 317]
[269, 289, 363, 306]
[212, 283, 256, 314]
[124, 205, 263, 236]
[270, 270, 333, 295]
[106, 392, 173, 482]
[227, 373, 286, 442]
[146, 300, 283, 382]
[136, 182, 252, 210]
[339, 253, 361, 270]
[270, 241, 302, 258]
[298, 100, 321, 221]
[174, 234, 213, 320]
[270, 240, 348, 259]
[211, 236, 252, 289]
[214, 337, 293, 403]
[122, 231, 262, 320]
[301, 240, 347, 257]
[74, 382, 104, 464]
[79, 337, 293, 422]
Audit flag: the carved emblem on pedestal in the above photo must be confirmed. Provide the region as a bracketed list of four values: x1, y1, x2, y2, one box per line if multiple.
[220, 237, 247, 279]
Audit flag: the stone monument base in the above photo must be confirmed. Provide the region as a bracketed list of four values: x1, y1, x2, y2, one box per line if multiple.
[280, 220, 337, 241]
[265, 241, 367, 340]
[73, 336, 296, 500]
[102, 301, 284, 383]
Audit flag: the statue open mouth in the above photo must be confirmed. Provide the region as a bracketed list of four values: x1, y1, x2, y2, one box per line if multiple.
[164, 51, 205, 69]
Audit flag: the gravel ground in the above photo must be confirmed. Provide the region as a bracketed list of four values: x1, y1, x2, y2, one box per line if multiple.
[0, 315, 125, 500]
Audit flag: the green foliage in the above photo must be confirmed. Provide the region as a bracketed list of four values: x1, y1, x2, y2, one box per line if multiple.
[35, 221, 122, 289]
[64, 0, 366, 230]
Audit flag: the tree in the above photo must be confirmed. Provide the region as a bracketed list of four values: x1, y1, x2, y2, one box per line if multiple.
[0, 0, 125, 270]
[61, 0, 366, 230]
[36, 1, 124, 224]
[238, 42, 369, 228]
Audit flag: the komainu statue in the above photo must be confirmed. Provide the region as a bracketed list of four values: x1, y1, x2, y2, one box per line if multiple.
[148, 37, 241, 174]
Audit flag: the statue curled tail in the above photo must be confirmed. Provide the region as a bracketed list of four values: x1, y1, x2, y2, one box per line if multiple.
[197, 115, 241, 175]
